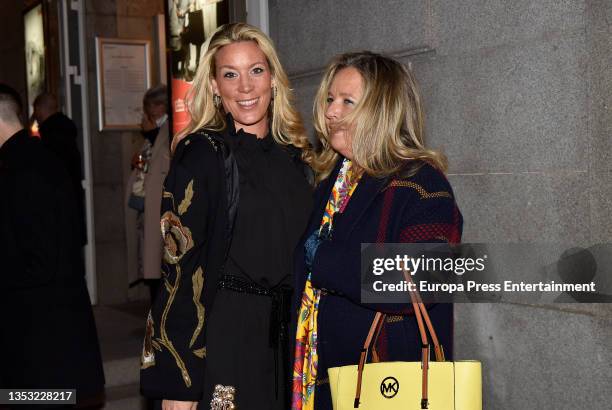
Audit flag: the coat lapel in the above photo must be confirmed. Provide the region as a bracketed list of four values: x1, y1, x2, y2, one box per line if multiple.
[335, 172, 388, 239]
[306, 158, 343, 234]
[151, 121, 170, 159]
[308, 158, 389, 239]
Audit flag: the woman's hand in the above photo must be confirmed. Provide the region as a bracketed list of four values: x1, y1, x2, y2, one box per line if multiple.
[161, 400, 198, 410]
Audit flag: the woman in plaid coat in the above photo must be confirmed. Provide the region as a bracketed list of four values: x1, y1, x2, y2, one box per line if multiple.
[292, 52, 463, 409]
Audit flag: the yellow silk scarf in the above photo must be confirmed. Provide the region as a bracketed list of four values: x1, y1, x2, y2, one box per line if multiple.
[292, 159, 361, 410]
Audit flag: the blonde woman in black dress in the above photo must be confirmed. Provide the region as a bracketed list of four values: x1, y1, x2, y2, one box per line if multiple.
[140, 23, 313, 410]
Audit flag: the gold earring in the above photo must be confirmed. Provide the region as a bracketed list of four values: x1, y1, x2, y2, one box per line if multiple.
[272, 86, 277, 100]
[213, 94, 221, 108]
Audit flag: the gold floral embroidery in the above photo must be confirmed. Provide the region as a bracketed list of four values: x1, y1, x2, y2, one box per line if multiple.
[178, 180, 194, 215]
[157, 264, 192, 387]
[190, 267, 205, 348]
[162, 190, 176, 209]
[161, 211, 194, 264]
[141, 312, 156, 369]
[193, 347, 206, 358]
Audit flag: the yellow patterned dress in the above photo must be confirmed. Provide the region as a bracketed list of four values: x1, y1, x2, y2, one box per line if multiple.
[292, 159, 361, 410]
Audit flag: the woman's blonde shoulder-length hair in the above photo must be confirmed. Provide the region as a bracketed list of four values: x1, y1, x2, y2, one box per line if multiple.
[311, 51, 447, 182]
[172, 23, 312, 164]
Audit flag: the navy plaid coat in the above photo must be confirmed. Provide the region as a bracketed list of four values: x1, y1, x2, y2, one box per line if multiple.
[293, 158, 463, 408]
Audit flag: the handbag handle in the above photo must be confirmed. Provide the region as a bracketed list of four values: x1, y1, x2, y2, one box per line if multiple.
[402, 270, 446, 362]
[353, 270, 442, 409]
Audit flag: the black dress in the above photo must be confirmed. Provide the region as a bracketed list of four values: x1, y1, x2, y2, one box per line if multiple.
[202, 123, 312, 409]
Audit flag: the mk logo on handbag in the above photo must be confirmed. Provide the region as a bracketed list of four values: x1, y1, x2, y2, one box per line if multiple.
[380, 376, 400, 398]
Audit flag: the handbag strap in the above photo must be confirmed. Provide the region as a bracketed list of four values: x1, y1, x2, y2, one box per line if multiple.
[404, 270, 445, 362]
[354, 311, 385, 408]
[405, 270, 431, 409]
[353, 269, 442, 409]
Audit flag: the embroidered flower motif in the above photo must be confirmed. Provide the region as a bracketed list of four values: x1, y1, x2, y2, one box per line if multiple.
[161, 211, 194, 264]
[178, 179, 194, 215]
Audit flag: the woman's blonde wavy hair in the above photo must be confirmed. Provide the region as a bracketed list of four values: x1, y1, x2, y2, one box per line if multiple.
[311, 51, 447, 182]
[172, 23, 311, 164]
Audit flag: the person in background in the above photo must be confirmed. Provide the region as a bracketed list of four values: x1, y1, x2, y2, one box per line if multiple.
[33, 92, 86, 245]
[33, 93, 83, 199]
[292, 52, 463, 409]
[0, 83, 105, 408]
[127, 85, 171, 303]
[140, 23, 313, 410]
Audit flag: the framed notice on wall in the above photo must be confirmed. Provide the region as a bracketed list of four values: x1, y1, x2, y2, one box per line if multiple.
[95, 38, 151, 130]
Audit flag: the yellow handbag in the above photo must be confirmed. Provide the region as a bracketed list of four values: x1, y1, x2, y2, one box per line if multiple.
[328, 271, 482, 409]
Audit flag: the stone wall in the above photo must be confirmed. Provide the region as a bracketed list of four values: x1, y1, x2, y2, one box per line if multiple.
[269, 0, 612, 408]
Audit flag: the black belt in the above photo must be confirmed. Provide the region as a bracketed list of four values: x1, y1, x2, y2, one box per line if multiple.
[217, 274, 293, 403]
